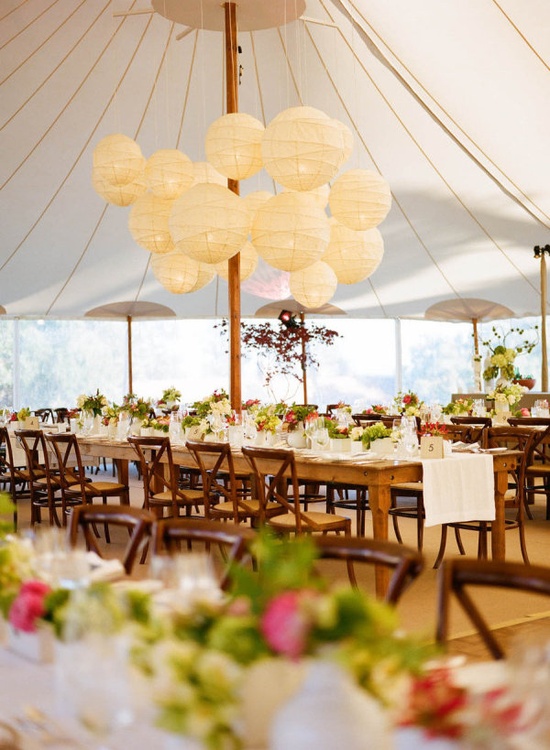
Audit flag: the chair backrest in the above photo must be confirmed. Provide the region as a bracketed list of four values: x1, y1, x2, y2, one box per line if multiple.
[185, 440, 240, 521]
[450, 416, 492, 427]
[45, 432, 87, 493]
[507, 417, 550, 427]
[483, 425, 539, 510]
[353, 413, 387, 426]
[152, 517, 256, 590]
[54, 407, 70, 424]
[69, 503, 155, 574]
[0, 427, 17, 495]
[441, 423, 485, 444]
[127, 436, 182, 515]
[14, 429, 50, 478]
[241, 446, 306, 529]
[436, 557, 550, 659]
[34, 408, 54, 424]
[313, 536, 424, 604]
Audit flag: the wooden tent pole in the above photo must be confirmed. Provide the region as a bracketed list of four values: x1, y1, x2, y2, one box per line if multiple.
[127, 315, 133, 395]
[472, 318, 479, 357]
[300, 312, 308, 405]
[541, 251, 548, 391]
[225, 2, 242, 413]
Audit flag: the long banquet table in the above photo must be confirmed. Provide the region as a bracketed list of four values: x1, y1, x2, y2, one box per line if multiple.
[77, 437, 520, 598]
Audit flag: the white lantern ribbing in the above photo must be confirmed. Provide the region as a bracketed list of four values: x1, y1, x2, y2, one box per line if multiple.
[261, 106, 351, 191]
[205, 113, 264, 180]
[323, 221, 384, 284]
[251, 192, 330, 272]
[169, 183, 251, 264]
[92, 134, 145, 187]
[151, 251, 201, 294]
[144, 149, 194, 199]
[289, 261, 338, 308]
[215, 241, 258, 282]
[192, 161, 227, 186]
[128, 194, 175, 254]
[329, 169, 392, 231]
[91, 172, 147, 206]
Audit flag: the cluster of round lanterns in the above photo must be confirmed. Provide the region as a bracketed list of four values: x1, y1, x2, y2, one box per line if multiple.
[91, 106, 391, 308]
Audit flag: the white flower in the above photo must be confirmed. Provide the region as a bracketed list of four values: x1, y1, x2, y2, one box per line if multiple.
[350, 426, 363, 441]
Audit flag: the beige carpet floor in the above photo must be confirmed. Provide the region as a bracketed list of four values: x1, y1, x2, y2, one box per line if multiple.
[15, 461, 550, 655]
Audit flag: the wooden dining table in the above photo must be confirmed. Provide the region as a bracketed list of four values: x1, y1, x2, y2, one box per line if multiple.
[77, 437, 520, 598]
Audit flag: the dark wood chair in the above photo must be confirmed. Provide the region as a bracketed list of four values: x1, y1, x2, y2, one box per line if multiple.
[151, 517, 256, 590]
[436, 557, 550, 659]
[0, 427, 27, 529]
[450, 416, 492, 427]
[68, 503, 155, 574]
[313, 535, 424, 604]
[128, 436, 203, 519]
[507, 422, 550, 520]
[46, 433, 130, 534]
[14, 429, 64, 526]
[242, 446, 352, 536]
[433, 425, 538, 568]
[33, 408, 55, 424]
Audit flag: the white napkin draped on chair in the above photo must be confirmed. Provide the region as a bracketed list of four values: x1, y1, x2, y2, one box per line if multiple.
[421, 454, 495, 527]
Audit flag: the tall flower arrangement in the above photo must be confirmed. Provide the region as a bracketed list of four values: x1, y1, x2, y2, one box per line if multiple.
[76, 389, 108, 416]
[482, 325, 538, 383]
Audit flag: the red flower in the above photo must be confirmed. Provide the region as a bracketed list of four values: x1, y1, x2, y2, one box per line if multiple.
[260, 590, 316, 660]
[9, 580, 51, 633]
[403, 395, 412, 404]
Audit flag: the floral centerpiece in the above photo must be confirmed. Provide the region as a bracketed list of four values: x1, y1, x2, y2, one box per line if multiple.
[393, 391, 423, 417]
[101, 404, 121, 426]
[325, 418, 350, 440]
[158, 387, 182, 410]
[14, 407, 31, 422]
[419, 422, 448, 437]
[482, 325, 538, 383]
[141, 416, 170, 433]
[441, 398, 473, 416]
[77, 389, 108, 417]
[398, 666, 535, 746]
[361, 423, 392, 449]
[131, 532, 431, 749]
[253, 404, 282, 434]
[122, 393, 152, 421]
[192, 390, 232, 435]
[362, 404, 388, 416]
[487, 382, 526, 413]
[283, 404, 317, 432]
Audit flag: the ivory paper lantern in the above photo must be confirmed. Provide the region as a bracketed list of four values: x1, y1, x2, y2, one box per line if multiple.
[151, 251, 200, 294]
[91, 172, 147, 206]
[188, 261, 216, 292]
[242, 190, 273, 223]
[144, 149, 194, 199]
[261, 106, 351, 191]
[284, 183, 330, 209]
[92, 134, 145, 187]
[251, 192, 330, 272]
[323, 220, 384, 284]
[128, 194, 175, 254]
[192, 161, 227, 186]
[205, 113, 264, 180]
[289, 261, 338, 308]
[215, 241, 258, 281]
[169, 183, 251, 264]
[329, 169, 392, 231]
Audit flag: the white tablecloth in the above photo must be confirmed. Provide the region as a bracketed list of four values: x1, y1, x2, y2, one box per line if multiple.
[421, 453, 495, 527]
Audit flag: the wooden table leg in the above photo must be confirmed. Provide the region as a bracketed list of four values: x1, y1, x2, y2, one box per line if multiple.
[365, 484, 391, 598]
[491, 467, 507, 561]
[113, 457, 129, 502]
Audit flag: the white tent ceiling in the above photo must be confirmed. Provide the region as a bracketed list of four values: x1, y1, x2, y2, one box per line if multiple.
[1, 0, 549, 320]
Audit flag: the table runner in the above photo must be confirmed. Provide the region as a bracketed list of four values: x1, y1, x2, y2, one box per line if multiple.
[421, 453, 494, 527]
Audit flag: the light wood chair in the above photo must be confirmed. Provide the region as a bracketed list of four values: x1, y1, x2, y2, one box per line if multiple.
[68, 503, 155, 574]
[436, 557, 550, 659]
[242, 446, 352, 536]
[128, 436, 203, 519]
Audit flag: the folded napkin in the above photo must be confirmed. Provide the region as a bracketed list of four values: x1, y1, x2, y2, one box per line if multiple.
[86, 551, 125, 582]
[421, 454, 494, 527]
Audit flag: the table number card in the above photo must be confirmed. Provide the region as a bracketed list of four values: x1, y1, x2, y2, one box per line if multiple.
[420, 435, 444, 459]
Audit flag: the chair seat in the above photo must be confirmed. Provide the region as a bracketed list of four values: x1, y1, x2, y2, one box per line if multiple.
[269, 510, 350, 532]
[239, 498, 283, 516]
[150, 489, 204, 505]
[391, 482, 424, 493]
[526, 465, 550, 476]
[83, 481, 128, 496]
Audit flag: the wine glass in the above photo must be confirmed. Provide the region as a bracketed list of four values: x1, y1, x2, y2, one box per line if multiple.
[314, 427, 330, 451]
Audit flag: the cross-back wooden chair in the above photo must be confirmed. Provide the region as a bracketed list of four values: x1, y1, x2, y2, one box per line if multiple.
[0, 427, 28, 530]
[68, 503, 155, 574]
[242, 446, 351, 536]
[15, 429, 64, 526]
[507, 422, 550, 520]
[433, 425, 538, 568]
[152, 517, 256, 590]
[46, 433, 129, 534]
[128, 436, 203, 519]
[313, 535, 424, 604]
[436, 557, 550, 659]
[185, 440, 256, 524]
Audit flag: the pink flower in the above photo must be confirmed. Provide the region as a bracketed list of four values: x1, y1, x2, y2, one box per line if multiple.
[9, 580, 51, 633]
[520, 408, 530, 417]
[261, 590, 315, 660]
